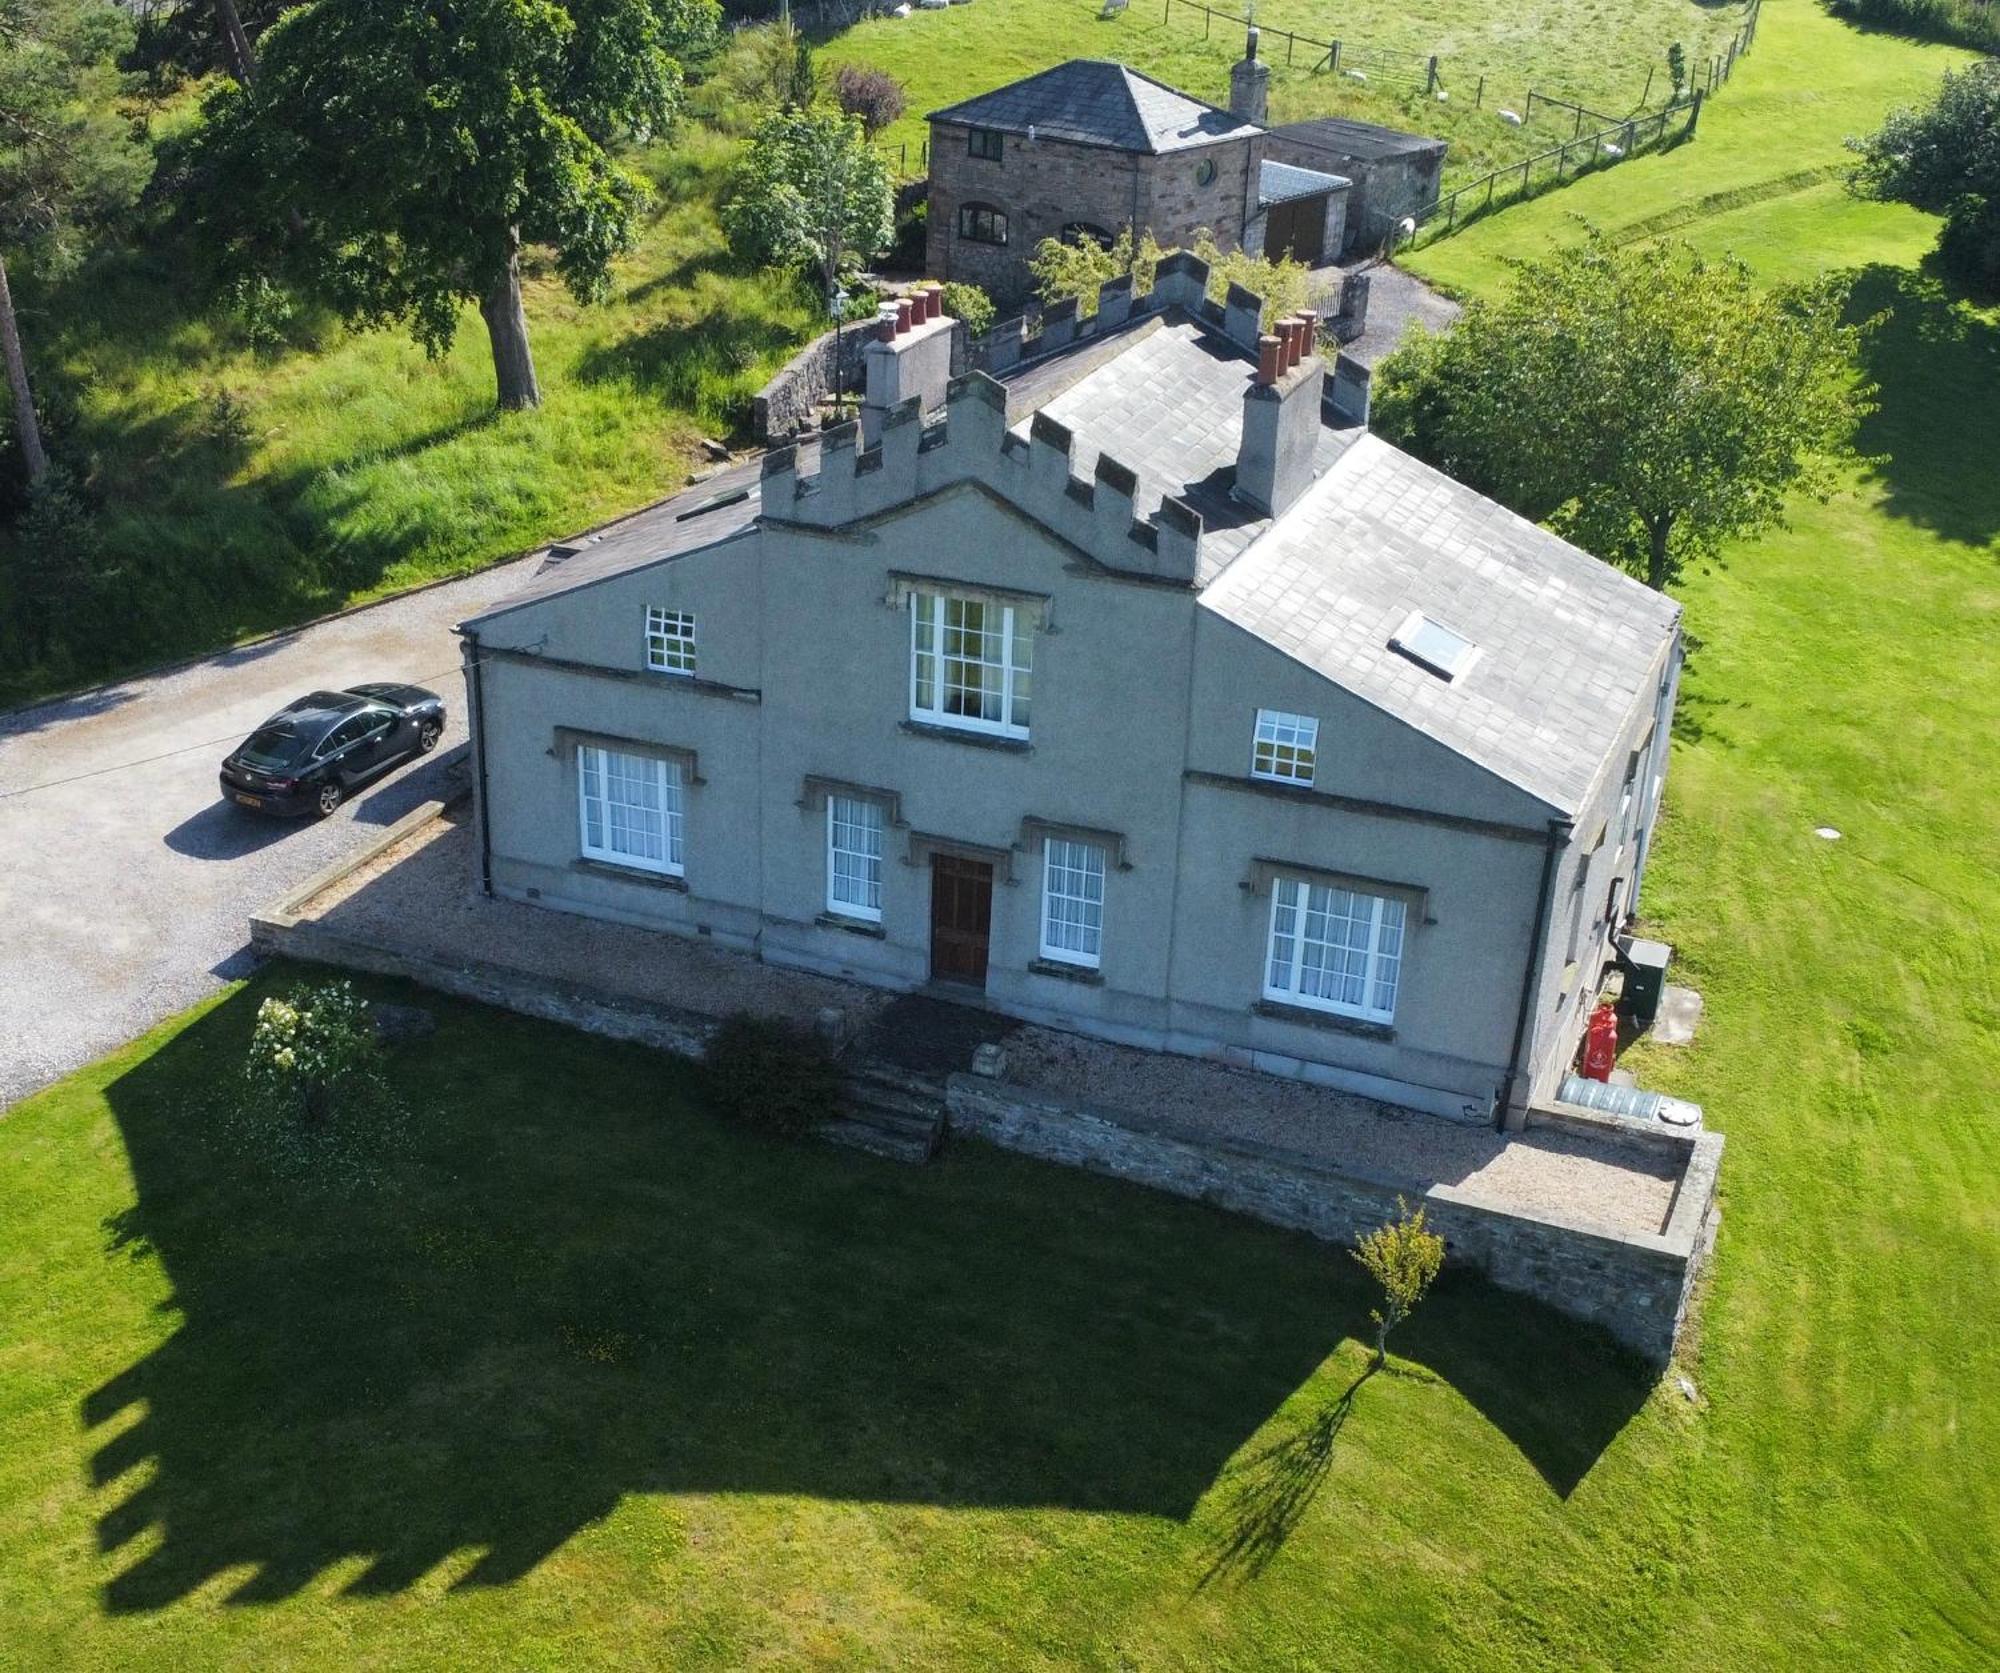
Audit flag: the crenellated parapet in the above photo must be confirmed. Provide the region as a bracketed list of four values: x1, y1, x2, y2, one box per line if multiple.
[759, 368, 1204, 586]
[971, 251, 1272, 377]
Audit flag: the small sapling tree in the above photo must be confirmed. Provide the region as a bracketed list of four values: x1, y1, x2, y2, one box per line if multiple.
[1353, 1199, 1445, 1366]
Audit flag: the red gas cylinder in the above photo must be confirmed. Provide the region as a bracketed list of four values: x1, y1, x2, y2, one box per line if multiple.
[1582, 1002, 1619, 1082]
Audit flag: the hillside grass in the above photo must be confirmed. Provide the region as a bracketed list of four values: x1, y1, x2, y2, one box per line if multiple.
[0, 124, 820, 708]
[1401, 0, 1969, 289]
[824, 0, 1748, 184]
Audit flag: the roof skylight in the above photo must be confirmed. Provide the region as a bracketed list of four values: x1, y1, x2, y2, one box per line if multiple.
[1389, 610, 1479, 681]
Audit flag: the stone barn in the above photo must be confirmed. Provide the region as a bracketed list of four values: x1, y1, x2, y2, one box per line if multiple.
[922, 36, 1443, 300]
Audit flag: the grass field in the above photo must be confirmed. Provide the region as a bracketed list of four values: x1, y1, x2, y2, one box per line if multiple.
[0, 126, 818, 708]
[1, 6, 1995, 1659]
[825, 0, 1748, 182]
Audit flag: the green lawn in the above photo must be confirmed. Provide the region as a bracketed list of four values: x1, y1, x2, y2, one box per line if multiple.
[0, 126, 819, 708]
[1401, 0, 1968, 288]
[826, 0, 1747, 183]
[2, 2, 1996, 1663]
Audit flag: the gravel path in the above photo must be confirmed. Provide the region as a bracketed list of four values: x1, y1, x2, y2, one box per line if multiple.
[1004, 1028, 1679, 1237]
[306, 816, 1677, 1238]
[305, 813, 892, 1033]
[0, 561, 537, 1110]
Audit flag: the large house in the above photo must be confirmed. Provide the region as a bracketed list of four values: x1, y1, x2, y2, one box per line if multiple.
[456, 264, 1681, 1129]
[924, 35, 1447, 302]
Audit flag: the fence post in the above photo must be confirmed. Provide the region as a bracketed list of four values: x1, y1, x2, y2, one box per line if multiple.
[1427, 56, 1438, 96]
[1331, 40, 1341, 72]
[1486, 172, 1496, 211]
[1641, 64, 1653, 107]
[1163, 0, 1169, 23]
[1204, 4, 1210, 38]
[1688, 86, 1703, 135]
[1475, 74, 1484, 108]
[1286, 30, 1294, 65]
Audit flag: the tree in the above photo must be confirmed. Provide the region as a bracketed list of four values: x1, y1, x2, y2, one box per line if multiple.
[0, 0, 148, 484]
[1028, 225, 1310, 328]
[1851, 61, 2000, 296]
[721, 107, 892, 301]
[1352, 1199, 1445, 1366]
[833, 63, 904, 137]
[180, 0, 720, 412]
[1373, 232, 1871, 591]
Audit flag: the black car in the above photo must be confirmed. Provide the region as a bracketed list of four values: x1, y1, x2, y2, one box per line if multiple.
[219, 683, 447, 817]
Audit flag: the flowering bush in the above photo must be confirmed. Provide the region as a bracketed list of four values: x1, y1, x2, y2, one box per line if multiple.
[224, 980, 410, 1191]
[245, 981, 379, 1122]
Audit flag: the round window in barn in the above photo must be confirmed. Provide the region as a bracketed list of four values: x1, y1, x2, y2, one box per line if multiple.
[1194, 156, 1218, 187]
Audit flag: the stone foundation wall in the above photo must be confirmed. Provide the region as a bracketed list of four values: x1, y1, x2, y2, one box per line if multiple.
[946, 1074, 1720, 1364]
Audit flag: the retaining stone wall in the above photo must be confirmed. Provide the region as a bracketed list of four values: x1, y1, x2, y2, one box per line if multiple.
[751, 323, 874, 444]
[947, 1073, 1719, 1364]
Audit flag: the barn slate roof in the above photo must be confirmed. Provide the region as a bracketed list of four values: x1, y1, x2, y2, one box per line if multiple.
[1258, 158, 1351, 207]
[928, 60, 1259, 154]
[1269, 116, 1448, 161]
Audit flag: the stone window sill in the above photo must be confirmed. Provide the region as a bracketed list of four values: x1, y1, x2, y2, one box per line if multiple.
[1252, 998, 1395, 1042]
[573, 857, 687, 893]
[816, 911, 887, 939]
[1028, 958, 1105, 986]
[900, 720, 1032, 754]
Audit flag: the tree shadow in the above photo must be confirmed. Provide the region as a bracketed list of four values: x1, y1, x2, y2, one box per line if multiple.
[1197, 1365, 1374, 1586]
[81, 976, 1653, 1613]
[1848, 263, 2000, 552]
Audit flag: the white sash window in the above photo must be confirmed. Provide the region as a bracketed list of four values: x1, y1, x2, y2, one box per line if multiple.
[1265, 876, 1405, 1023]
[579, 746, 684, 876]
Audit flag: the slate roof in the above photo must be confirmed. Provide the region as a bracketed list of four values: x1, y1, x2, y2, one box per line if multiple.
[1270, 116, 1447, 161]
[1000, 315, 1358, 582]
[1259, 159, 1350, 207]
[929, 60, 1259, 155]
[1198, 434, 1680, 813]
[460, 452, 773, 626]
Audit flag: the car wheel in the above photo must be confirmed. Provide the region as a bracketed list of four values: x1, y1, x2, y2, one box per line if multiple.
[315, 781, 344, 817]
[418, 720, 442, 753]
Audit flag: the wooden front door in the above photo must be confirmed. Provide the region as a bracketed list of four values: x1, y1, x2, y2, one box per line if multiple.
[929, 853, 993, 987]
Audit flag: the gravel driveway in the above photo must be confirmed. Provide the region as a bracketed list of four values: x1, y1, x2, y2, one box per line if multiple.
[0, 562, 538, 1111]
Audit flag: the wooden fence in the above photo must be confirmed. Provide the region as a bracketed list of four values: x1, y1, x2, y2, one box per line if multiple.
[1405, 96, 1702, 246]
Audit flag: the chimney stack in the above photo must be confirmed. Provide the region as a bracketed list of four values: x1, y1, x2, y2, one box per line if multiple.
[1230, 25, 1270, 126]
[861, 289, 958, 445]
[1237, 313, 1324, 516]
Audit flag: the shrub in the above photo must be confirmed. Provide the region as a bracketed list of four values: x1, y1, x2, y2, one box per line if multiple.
[244, 980, 381, 1123]
[940, 280, 995, 338]
[1029, 226, 1308, 327]
[703, 1013, 842, 1140]
[225, 980, 408, 1189]
[834, 64, 906, 137]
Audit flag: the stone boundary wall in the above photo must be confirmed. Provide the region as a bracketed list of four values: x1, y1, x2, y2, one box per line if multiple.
[946, 1074, 1721, 1364]
[751, 324, 874, 444]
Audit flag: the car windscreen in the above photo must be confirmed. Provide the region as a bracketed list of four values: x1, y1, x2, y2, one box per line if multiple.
[238, 726, 309, 770]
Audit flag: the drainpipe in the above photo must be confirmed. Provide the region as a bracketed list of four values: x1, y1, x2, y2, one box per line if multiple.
[460, 625, 494, 898]
[1496, 816, 1571, 1130]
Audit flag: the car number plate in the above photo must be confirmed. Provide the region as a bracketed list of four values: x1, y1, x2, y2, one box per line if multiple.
[234, 793, 263, 808]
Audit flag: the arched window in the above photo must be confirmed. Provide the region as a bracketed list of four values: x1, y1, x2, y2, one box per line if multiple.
[957, 202, 1009, 246]
[1060, 221, 1115, 250]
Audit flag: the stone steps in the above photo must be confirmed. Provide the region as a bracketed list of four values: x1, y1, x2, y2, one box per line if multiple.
[821, 1062, 947, 1165]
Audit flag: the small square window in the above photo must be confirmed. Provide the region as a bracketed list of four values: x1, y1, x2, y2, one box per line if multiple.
[646, 607, 696, 675]
[1251, 709, 1318, 785]
[1389, 610, 1478, 681]
[968, 127, 1004, 161]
